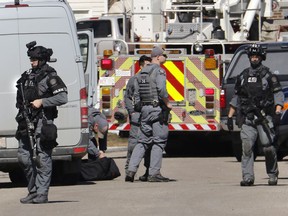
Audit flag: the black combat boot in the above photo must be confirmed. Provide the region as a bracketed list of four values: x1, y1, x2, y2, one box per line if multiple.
[240, 179, 254, 186]
[125, 171, 135, 182]
[32, 194, 48, 204]
[20, 192, 37, 204]
[148, 174, 170, 182]
[139, 169, 149, 182]
[268, 176, 278, 186]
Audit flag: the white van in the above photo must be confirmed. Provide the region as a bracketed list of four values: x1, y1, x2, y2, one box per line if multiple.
[0, 0, 95, 184]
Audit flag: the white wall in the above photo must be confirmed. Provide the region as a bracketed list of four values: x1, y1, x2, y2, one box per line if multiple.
[67, 0, 108, 20]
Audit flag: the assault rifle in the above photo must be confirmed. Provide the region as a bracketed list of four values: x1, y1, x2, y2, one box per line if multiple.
[247, 104, 275, 145]
[20, 83, 35, 151]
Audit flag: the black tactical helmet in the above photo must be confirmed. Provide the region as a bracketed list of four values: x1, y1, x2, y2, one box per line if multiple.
[26, 41, 53, 61]
[247, 43, 266, 60]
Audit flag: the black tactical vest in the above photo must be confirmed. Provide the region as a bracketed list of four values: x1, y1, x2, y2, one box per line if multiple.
[16, 66, 58, 120]
[237, 66, 274, 113]
[137, 64, 158, 103]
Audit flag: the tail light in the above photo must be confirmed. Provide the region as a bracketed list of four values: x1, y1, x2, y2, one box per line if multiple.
[80, 88, 88, 128]
[205, 88, 215, 117]
[101, 49, 113, 70]
[101, 87, 112, 117]
[220, 89, 226, 108]
[101, 59, 113, 70]
[204, 49, 217, 70]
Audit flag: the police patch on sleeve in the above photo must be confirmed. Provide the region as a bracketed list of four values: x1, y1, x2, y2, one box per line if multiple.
[271, 76, 278, 83]
[48, 75, 67, 94]
[49, 78, 57, 86]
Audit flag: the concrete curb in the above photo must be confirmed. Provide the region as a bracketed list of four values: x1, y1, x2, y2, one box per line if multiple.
[106, 146, 128, 152]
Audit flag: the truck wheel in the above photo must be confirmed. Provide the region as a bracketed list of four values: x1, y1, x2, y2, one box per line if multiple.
[9, 168, 27, 185]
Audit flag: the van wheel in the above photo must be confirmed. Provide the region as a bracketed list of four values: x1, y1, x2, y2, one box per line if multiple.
[9, 168, 27, 185]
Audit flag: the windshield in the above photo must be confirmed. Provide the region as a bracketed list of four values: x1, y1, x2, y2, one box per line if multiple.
[226, 50, 288, 80]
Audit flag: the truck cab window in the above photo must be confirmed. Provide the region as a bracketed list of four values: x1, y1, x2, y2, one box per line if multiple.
[77, 20, 112, 38]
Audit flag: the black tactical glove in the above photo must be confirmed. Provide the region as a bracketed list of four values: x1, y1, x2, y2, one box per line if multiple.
[273, 112, 282, 127]
[227, 117, 234, 131]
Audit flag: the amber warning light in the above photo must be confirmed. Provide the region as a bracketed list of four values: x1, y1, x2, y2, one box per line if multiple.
[204, 49, 217, 70]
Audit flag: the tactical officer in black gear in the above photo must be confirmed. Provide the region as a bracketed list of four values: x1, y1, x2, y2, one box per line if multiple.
[227, 43, 284, 186]
[15, 41, 68, 203]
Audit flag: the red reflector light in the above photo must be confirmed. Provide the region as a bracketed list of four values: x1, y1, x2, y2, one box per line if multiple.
[101, 59, 113, 70]
[205, 88, 215, 95]
[73, 147, 87, 154]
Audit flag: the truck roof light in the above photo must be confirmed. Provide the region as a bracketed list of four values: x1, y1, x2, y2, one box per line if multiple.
[103, 49, 113, 57]
[204, 49, 215, 57]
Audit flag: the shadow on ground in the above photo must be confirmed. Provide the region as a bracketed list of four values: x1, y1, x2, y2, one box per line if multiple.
[164, 131, 233, 157]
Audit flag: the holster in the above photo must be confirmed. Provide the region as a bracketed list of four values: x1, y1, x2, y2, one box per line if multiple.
[160, 104, 172, 124]
[134, 101, 142, 112]
[40, 121, 58, 149]
[255, 116, 275, 146]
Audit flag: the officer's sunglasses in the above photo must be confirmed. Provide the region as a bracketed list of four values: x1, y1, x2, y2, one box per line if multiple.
[161, 54, 168, 58]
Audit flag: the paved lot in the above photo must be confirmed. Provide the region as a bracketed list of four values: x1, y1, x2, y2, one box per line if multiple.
[1, 151, 288, 216]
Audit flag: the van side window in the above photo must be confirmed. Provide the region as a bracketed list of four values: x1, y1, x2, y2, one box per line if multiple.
[78, 33, 89, 72]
